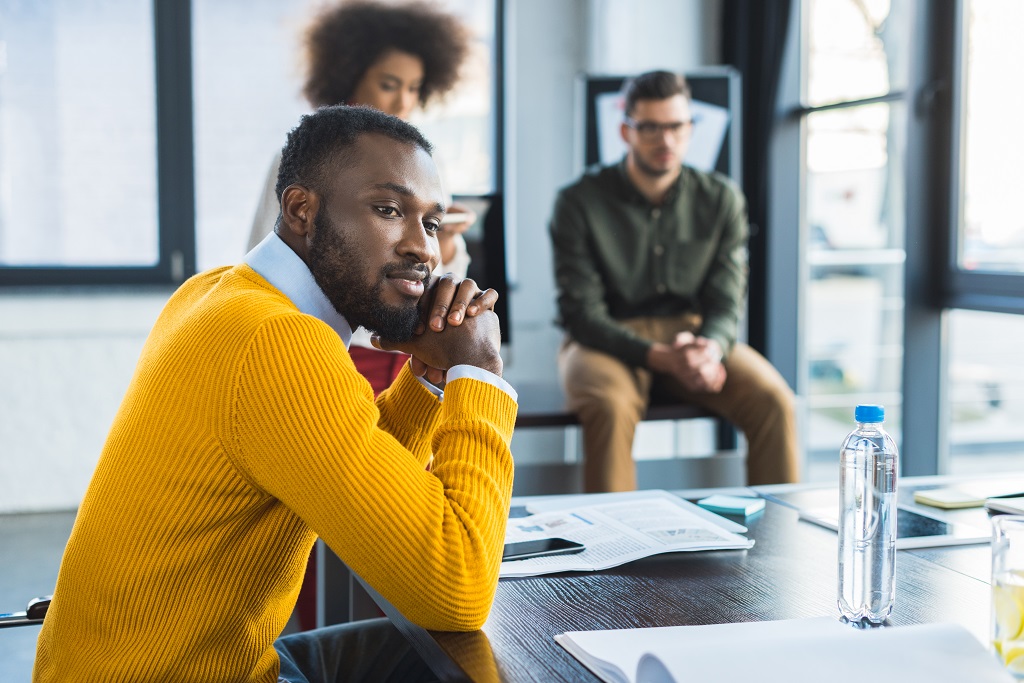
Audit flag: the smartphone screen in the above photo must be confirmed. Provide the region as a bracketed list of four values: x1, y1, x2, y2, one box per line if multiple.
[501, 537, 586, 562]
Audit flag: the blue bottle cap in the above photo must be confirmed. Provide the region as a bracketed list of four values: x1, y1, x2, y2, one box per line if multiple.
[855, 404, 885, 423]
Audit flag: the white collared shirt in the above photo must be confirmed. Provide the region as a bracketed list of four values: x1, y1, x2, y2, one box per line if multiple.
[244, 232, 516, 402]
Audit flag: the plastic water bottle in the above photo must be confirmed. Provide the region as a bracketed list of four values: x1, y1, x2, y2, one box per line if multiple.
[837, 404, 898, 624]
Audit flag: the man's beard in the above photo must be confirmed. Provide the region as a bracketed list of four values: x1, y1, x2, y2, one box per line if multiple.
[633, 148, 676, 177]
[308, 211, 422, 343]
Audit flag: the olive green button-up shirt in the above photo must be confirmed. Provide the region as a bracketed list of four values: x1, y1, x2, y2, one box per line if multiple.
[550, 160, 749, 368]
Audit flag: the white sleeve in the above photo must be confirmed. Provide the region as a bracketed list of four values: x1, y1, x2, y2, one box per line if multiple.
[435, 233, 471, 279]
[445, 365, 517, 401]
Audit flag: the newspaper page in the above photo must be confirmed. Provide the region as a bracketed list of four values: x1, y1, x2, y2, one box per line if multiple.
[500, 490, 754, 578]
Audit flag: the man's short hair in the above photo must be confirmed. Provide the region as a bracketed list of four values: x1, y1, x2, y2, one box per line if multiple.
[623, 71, 692, 117]
[276, 105, 433, 202]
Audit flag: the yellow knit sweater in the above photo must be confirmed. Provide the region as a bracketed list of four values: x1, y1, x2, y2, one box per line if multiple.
[33, 265, 517, 682]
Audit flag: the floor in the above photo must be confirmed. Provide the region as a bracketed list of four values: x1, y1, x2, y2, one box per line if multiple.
[1, 510, 75, 683]
[0, 509, 306, 682]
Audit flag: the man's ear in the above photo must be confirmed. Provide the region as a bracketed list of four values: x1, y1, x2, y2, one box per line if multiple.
[620, 121, 632, 145]
[280, 184, 320, 240]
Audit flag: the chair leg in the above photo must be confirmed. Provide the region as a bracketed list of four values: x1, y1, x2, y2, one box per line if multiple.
[0, 596, 51, 628]
[715, 417, 738, 451]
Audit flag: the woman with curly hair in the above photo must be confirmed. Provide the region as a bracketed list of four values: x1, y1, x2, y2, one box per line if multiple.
[248, 0, 477, 396]
[300, 0, 467, 120]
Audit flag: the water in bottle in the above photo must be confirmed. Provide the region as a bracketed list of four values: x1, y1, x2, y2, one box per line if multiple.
[837, 404, 898, 624]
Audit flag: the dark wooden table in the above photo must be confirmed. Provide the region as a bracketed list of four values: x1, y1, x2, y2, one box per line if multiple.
[367, 488, 995, 682]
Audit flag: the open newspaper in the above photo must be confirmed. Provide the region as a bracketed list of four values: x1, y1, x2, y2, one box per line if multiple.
[555, 617, 1013, 683]
[500, 490, 753, 579]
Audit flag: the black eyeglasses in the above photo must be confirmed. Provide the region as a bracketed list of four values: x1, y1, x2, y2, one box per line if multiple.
[625, 118, 695, 140]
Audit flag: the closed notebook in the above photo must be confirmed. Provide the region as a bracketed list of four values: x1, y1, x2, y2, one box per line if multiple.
[913, 488, 989, 509]
[914, 482, 1024, 509]
[986, 496, 1024, 515]
[696, 494, 765, 516]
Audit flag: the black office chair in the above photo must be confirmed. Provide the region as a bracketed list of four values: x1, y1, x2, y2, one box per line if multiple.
[0, 596, 51, 628]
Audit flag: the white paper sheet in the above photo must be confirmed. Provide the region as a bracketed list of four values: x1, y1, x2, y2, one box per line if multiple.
[501, 490, 752, 578]
[556, 617, 1014, 683]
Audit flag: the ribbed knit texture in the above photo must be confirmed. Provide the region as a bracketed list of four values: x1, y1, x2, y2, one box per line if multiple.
[33, 264, 516, 682]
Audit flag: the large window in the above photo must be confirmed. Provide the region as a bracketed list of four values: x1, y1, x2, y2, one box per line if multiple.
[192, 0, 319, 272]
[0, 0, 159, 269]
[799, 0, 911, 478]
[778, 0, 1024, 480]
[957, 0, 1024, 274]
[945, 0, 1024, 472]
[1, 0, 502, 283]
[409, 0, 499, 197]
[947, 309, 1024, 473]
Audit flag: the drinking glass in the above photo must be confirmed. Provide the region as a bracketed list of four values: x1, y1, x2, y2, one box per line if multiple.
[993, 515, 1024, 678]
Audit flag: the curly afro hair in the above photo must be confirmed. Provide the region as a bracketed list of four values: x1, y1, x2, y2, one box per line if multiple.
[302, 0, 470, 109]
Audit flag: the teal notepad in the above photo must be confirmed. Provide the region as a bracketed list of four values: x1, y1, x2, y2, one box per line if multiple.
[697, 495, 765, 517]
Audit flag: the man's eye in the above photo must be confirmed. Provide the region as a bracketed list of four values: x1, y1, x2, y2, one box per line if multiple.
[375, 206, 398, 217]
[424, 221, 441, 234]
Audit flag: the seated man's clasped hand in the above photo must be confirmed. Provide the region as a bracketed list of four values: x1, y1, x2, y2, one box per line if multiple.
[647, 332, 727, 395]
[375, 273, 503, 385]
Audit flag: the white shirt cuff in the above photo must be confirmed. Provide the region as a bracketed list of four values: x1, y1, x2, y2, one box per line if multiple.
[447, 365, 517, 401]
[415, 374, 445, 398]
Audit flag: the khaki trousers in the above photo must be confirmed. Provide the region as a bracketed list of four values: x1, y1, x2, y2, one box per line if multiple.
[558, 315, 800, 492]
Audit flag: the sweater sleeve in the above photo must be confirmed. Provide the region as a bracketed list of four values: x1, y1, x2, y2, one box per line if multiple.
[374, 363, 443, 468]
[229, 314, 516, 631]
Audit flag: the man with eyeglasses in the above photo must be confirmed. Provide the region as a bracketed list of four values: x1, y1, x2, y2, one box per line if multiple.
[549, 70, 798, 492]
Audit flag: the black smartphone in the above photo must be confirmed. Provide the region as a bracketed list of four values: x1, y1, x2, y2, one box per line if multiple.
[501, 537, 586, 562]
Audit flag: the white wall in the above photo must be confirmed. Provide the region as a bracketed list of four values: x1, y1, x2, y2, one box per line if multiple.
[0, 291, 168, 512]
[0, 0, 721, 513]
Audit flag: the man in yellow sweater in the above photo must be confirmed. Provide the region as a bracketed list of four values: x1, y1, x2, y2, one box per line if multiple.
[34, 106, 517, 682]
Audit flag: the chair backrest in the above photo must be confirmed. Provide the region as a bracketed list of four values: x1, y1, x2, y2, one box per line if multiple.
[0, 596, 51, 629]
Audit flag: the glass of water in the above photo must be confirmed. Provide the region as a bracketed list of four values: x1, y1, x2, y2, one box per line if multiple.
[993, 515, 1024, 678]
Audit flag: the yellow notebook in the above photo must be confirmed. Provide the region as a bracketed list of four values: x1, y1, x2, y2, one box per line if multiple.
[914, 483, 1024, 509]
[913, 488, 988, 509]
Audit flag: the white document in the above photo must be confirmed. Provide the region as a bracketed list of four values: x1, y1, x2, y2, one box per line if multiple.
[682, 99, 731, 172]
[500, 490, 752, 579]
[555, 617, 1014, 683]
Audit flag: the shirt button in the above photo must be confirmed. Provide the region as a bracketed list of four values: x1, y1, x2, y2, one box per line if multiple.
[656, 284, 666, 294]
[651, 209, 661, 220]
[653, 245, 664, 256]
